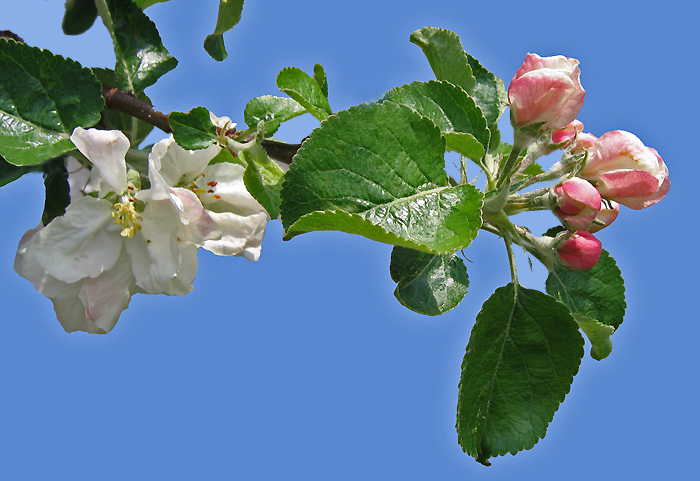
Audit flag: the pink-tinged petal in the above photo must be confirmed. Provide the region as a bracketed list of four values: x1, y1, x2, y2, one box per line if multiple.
[168, 188, 221, 242]
[34, 197, 123, 283]
[596, 171, 661, 209]
[588, 201, 620, 233]
[70, 127, 129, 194]
[202, 211, 270, 260]
[557, 231, 602, 270]
[552, 120, 584, 145]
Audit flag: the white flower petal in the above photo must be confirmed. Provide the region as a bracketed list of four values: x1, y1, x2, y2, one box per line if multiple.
[200, 163, 267, 215]
[70, 127, 129, 194]
[202, 211, 269, 260]
[34, 197, 123, 283]
[65, 157, 91, 201]
[148, 136, 220, 186]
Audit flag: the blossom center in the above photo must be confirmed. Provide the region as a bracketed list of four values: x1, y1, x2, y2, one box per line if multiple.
[112, 196, 143, 238]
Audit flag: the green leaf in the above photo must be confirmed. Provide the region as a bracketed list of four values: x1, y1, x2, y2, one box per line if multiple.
[41, 158, 71, 226]
[133, 0, 170, 8]
[444, 132, 484, 161]
[390, 246, 468, 315]
[241, 143, 284, 219]
[169, 107, 219, 150]
[0, 155, 39, 187]
[457, 283, 584, 465]
[281, 102, 483, 254]
[62, 0, 98, 36]
[92, 68, 154, 147]
[545, 250, 626, 329]
[244, 95, 306, 136]
[521, 162, 544, 177]
[574, 314, 614, 361]
[409, 27, 476, 93]
[100, 0, 178, 92]
[465, 53, 508, 126]
[0, 39, 103, 166]
[383, 80, 490, 149]
[313, 63, 328, 98]
[203, 0, 244, 61]
[277, 67, 332, 121]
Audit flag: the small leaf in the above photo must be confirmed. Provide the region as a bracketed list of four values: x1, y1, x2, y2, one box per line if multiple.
[313, 63, 328, 98]
[41, 158, 71, 226]
[281, 102, 483, 254]
[409, 27, 476, 93]
[456, 283, 584, 465]
[0, 39, 103, 166]
[133, 0, 170, 7]
[244, 95, 306, 136]
[545, 250, 626, 329]
[390, 246, 468, 315]
[203, 0, 245, 61]
[62, 0, 98, 36]
[102, 0, 178, 92]
[169, 107, 219, 150]
[240, 143, 284, 219]
[574, 314, 614, 361]
[444, 132, 484, 161]
[383, 80, 490, 149]
[277, 67, 332, 121]
[521, 162, 544, 177]
[0, 155, 39, 187]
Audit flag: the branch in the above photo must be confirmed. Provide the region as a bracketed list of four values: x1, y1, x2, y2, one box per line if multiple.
[101, 86, 301, 164]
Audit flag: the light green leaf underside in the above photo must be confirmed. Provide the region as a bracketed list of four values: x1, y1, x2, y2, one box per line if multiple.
[457, 283, 584, 465]
[281, 102, 483, 254]
[0, 39, 103, 166]
[277, 66, 332, 121]
[574, 314, 614, 361]
[244, 95, 306, 136]
[390, 246, 468, 315]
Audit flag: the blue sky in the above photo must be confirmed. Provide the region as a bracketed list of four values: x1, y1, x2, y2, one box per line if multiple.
[1, 1, 697, 479]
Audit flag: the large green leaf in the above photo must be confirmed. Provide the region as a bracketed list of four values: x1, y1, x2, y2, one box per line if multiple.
[244, 95, 306, 136]
[281, 102, 483, 254]
[383, 80, 490, 150]
[390, 246, 468, 315]
[62, 0, 98, 36]
[466, 53, 508, 126]
[0, 39, 103, 166]
[100, 0, 178, 92]
[456, 283, 584, 465]
[409, 27, 476, 93]
[545, 250, 626, 329]
[204, 0, 245, 61]
[277, 67, 332, 121]
[0, 155, 39, 187]
[169, 107, 219, 150]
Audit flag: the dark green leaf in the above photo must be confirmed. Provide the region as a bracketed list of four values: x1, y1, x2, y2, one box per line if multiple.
[0, 39, 103, 166]
[203, 0, 245, 61]
[133, 0, 170, 7]
[574, 314, 614, 361]
[0, 155, 39, 187]
[313, 63, 328, 98]
[545, 250, 626, 329]
[62, 0, 98, 36]
[383, 80, 490, 149]
[457, 283, 584, 465]
[92, 68, 154, 146]
[281, 102, 483, 254]
[409, 27, 475, 93]
[390, 246, 468, 315]
[169, 107, 218, 150]
[102, 0, 178, 92]
[244, 95, 306, 136]
[277, 67, 332, 121]
[41, 158, 71, 226]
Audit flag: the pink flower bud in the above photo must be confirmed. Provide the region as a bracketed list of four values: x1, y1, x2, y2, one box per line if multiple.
[587, 200, 619, 233]
[508, 53, 586, 130]
[570, 132, 597, 155]
[553, 177, 602, 231]
[552, 120, 584, 146]
[580, 130, 670, 210]
[557, 231, 602, 270]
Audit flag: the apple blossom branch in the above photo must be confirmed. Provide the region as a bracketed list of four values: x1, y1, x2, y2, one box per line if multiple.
[101, 86, 301, 164]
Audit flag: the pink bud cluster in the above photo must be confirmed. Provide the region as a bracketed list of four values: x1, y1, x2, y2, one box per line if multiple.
[509, 54, 670, 271]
